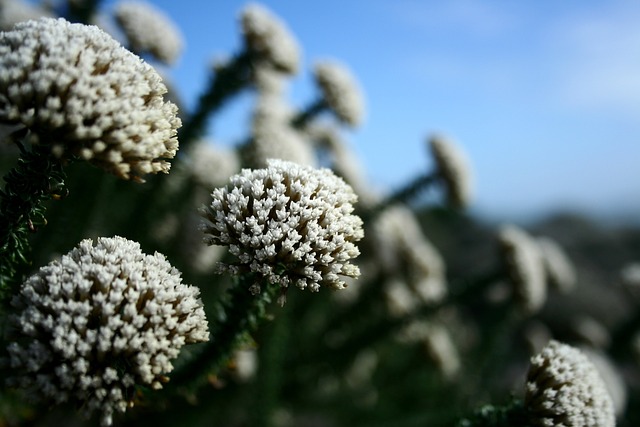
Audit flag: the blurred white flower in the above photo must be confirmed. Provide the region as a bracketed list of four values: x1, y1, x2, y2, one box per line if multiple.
[246, 93, 316, 168]
[114, 0, 184, 65]
[428, 134, 473, 209]
[498, 224, 546, 313]
[620, 262, 640, 291]
[373, 205, 447, 304]
[6, 236, 209, 426]
[421, 323, 461, 379]
[187, 140, 240, 190]
[240, 3, 300, 74]
[306, 124, 380, 208]
[537, 236, 577, 292]
[313, 60, 365, 127]
[230, 348, 258, 382]
[0, 0, 52, 31]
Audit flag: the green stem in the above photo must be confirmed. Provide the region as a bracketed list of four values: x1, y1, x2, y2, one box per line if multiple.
[251, 303, 290, 427]
[178, 51, 253, 148]
[300, 270, 502, 375]
[167, 276, 279, 392]
[64, 0, 102, 24]
[290, 99, 326, 129]
[364, 172, 439, 221]
[0, 142, 65, 303]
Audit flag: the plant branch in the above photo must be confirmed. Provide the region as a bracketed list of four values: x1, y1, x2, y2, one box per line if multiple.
[0, 141, 66, 304]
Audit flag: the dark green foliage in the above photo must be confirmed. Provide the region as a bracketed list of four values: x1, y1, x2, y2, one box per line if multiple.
[0, 140, 66, 303]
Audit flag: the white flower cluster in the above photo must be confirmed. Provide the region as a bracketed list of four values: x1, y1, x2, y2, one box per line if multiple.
[200, 159, 364, 294]
[114, 1, 184, 65]
[374, 205, 447, 305]
[5, 236, 209, 426]
[0, 18, 180, 181]
[240, 3, 300, 74]
[620, 262, 640, 290]
[428, 134, 473, 209]
[498, 225, 546, 313]
[525, 340, 615, 427]
[313, 60, 365, 127]
[421, 322, 461, 379]
[537, 237, 577, 293]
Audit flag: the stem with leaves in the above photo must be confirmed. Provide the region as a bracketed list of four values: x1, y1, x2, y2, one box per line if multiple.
[168, 275, 279, 393]
[363, 172, 439, 221]
[290, 99, 326, 129]
[178, 52, 253, 147]
[0, 139, 66, 303]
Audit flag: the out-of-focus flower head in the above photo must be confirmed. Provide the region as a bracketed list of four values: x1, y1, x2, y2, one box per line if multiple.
[372, 205, 447, 304]
[498, 224, 546, 314]
[313, 59, 365, 127]
[421, 322, 461, 379]
[0, 17, 180, 181]
[240, 3, 300, 74]
[187, 140, 241, 190]
[0, 0, 52, 31]
[200, 159, 364, 300]
[620, 262, 640, 292]
[5, 236, 209, 426]
[114, 0, 184, 65]
[428, 134, 473, 209]
[245, 93, 316, 168]
[306, 124, 380, 208]
[537, 236, 577, 293]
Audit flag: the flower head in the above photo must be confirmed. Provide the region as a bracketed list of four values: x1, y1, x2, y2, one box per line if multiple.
[114, 1, 184, 65]
[498, 224, 546, 313]
[537, 236, 577, 293]
[240, 3, 300, 74]
[5, 236, 209, 426]
[428, 134, 473, 209]
[313, 60, 365, 127]
[200, 159, 364, 296]
[306, 124, 379, 208]
[187, 140, 240, 190]
[0, 0, 52, 31]
[245, 93, 316, 168]
[373, 205, 447, 304]
[525, 340, 616, 427]
[0, 17, 181, 181]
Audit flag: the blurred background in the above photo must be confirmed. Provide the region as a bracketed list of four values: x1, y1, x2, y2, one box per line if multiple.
[99, 0, 640, 224]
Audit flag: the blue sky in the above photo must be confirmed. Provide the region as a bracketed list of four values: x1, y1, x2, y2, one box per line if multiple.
[101, 0, 640, 222]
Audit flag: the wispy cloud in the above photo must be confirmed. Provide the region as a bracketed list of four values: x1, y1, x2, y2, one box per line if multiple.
[391, 0, 640, 117]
